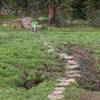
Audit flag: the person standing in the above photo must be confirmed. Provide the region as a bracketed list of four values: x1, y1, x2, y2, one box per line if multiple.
[31, 21, 38, 31]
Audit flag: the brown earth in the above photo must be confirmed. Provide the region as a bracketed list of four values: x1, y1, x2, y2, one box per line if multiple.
[66, 44, 100, 91]
[79, 90, 100, 100]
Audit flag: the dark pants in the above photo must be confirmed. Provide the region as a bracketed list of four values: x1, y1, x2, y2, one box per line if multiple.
[32, 27, 34, 32]
[32, 27, 37, 32]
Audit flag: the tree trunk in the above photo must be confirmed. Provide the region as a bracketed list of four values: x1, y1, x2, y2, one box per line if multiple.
[36, 0, 39, 18]
[0, 1, 2, 15]
[27, 0, 30, 11]
[48, 3, 56, 25]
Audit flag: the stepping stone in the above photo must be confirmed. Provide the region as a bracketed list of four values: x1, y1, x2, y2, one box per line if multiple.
[48, 48, 54, 53]
[59, 53, 73, 59]
[59, 79, 76, 84]
[48, 94, 64, 100]
[65, 65, 79, 69]
[43, 42, 49, 46]
[59, 53, 68, 57]
[52, 90, 63, 94]
[54, 87, 65, 91]
[65, 70, 81, 74]
[67, 60, 77, 65]
[66, 79, 76, 83]
[58, 79, 70, 82]
[57, 77, 66, 81]
[66, 73, 81, 78]
[64, 56, 74, 59]
[48, 45, 53, 48]
[55, 82, 70, 87]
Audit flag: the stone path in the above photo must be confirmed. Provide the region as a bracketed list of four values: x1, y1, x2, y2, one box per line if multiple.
[43, 42, 81, 100]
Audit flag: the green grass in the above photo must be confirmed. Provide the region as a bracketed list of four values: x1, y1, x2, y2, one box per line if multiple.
[0, 14, 19, 19]
[0, 26, 100, 100]
[0, 81, 56, 100]
[64, 85, 100, 100]
[63, 85, 80, 100]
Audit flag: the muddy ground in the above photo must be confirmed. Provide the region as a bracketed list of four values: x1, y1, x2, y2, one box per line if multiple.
[66, 44, 100, 91]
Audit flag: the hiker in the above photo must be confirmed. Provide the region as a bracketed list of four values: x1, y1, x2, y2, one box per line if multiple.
[31, 21, 38, 32]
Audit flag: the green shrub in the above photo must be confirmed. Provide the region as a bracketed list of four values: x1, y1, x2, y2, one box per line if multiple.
[18, 71, 46, 89]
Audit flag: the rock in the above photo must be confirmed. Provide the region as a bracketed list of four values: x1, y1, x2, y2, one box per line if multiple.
[48, 94, 64, 100]
[48, 45, 53, 49]
[37, 25, 42, 29]
[59, 53, 74, 59]
[65, 65, 79, 69]
[48, 48, 54, 53]
[65, 70, 81, 74]
[3, 24, 8, 27]
[67, 60, 77, 65]
[38, 17, 48, 21]
[52, 90, 63, 94]
[65, 79, 76, 83]
[54, 87, 65, 91]
[66, 74, 81, 78]
[59, 53, 68, 57]
[55, 82, 70, 87]
[43, 42, 49, 46]
[20, 17, 34, 30]
[64, 56, 74, 59]
[72, 20, 79, 24]
[59, 79, 76, 84]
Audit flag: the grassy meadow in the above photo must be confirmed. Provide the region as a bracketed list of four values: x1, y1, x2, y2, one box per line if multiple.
[0, 24, 100, 100]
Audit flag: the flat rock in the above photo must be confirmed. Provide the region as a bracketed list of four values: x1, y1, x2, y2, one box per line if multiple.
[48, 45, 53, 48]
[43, 42, 49, 46]
[54, 87, 65, 91]
[66, 79, 76, 83]
[20, 17, 33, 30]
[67, 60, 77, 65]
[48, 94, 64, 100]
[65, 70, 81, 74]
[59, 53, 73, 59]
[38, 17, 48, 21]
[66, 73, 81, 78]
[59, 53, 68, 57]
[55, 82, 70, 87]
[64, 56, 74, 59]
[48, 48, 54, 53]
[52, 90, 63, 94]
[65, 65, 79, 69]
[59, 79, 76, 84]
